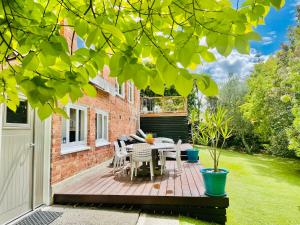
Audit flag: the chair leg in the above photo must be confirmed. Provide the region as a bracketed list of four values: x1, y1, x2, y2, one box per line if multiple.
[135, 162, 138, 176]
[113, 157, 118, 174]
[150, 160, 154, 181]
[177, 157, 182, 171]
[131, 161, 135, 181]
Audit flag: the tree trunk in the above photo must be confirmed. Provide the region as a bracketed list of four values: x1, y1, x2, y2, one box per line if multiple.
[241, 134, 251, 154]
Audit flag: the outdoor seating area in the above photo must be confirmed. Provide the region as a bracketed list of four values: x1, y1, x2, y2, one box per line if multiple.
[53, 132, 229, 224]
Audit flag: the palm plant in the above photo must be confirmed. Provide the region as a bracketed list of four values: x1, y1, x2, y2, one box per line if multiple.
[198, 106, 232, 172]
[188, 108, 199, 149]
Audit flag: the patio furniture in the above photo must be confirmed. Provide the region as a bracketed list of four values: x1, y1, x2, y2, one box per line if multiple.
[113, 141, 127, 174]
[137, 129, 174, 144]
[130, 134, 146, 143]
[130, 143, 154, 181]
[126, 142, 175, 176]
[160, 139, 182, 174]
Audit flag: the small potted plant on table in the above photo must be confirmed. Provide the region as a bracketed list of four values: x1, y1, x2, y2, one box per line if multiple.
[199, 106, 232, 197]
[145, 133, 155, 144]
[187, 108, 200, 162]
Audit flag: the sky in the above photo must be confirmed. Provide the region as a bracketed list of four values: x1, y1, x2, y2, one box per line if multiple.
[198, 0, 299, 83]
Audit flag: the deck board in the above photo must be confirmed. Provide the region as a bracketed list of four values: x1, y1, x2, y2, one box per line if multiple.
[54, 161, 229, 224]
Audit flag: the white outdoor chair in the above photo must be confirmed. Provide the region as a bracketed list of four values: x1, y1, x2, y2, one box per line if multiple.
[160, 139, 182, 174]
[113, 141, 127, 174]
[130, 143, 154, 181]
[120, 140, 130, 164]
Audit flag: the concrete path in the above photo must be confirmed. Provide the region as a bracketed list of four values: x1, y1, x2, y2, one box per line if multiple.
[42, 205, 179, 225]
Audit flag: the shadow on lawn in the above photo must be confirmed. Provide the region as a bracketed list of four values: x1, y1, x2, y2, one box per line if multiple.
[237, 154, 300, 186]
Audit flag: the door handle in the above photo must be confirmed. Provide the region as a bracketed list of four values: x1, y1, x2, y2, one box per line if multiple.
[29, 143, 35, 148]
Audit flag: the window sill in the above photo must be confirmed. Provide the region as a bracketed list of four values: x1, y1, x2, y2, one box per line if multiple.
[95, 140, 111, 148]
[61, 145, 90, 155]
[116, 93, 125, 99]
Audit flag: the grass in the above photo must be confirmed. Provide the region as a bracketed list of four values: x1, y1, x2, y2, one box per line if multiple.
[180, 147, 300, 225]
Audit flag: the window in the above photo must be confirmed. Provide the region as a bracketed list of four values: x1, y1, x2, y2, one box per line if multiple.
[95, 110, 109, 147]
[6, 100, 28, 125]
[128, 81, 134, 103]
[61, 104, 88, 154]
[115, 79, 125, 98]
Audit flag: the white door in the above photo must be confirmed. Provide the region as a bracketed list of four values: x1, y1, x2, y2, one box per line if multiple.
[0, 100, 34, 224]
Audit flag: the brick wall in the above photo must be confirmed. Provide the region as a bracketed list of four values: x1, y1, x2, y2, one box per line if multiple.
[51, 26, 140, 184]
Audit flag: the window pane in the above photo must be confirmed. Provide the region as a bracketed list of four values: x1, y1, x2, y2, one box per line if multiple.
[69, 108, 76, 142]
[104, 115, 108, 140]
[78, 109, 85, 141]
[97, 114, 103, 139]
[6, 100, 28, 124]
[61, 117, 67, 144]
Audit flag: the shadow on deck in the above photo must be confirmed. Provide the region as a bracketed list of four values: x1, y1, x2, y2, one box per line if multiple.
[53, 161, 229, 224]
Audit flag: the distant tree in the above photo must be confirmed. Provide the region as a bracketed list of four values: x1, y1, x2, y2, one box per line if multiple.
[219, 75, 258, 153]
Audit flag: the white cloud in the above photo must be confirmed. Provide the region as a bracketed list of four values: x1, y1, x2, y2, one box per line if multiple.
[195, 49, 268, 83]
[261, 31, 277, 45]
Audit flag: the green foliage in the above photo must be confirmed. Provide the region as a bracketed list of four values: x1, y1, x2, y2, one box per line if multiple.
[240, 17, 300, 157]
[198, 106, 232, 171]
[188, 108, 199, 148]
[219, 75, 259, 153]
[0, 0, 283, 119]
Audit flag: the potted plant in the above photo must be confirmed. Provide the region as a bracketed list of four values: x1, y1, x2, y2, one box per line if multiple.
[198, 106, 232, 197]
[187, 108, 200, 162]
[145, 133, 155, 144]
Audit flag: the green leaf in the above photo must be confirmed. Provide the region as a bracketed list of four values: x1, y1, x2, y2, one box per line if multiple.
[101, 24, 126, 43]
[86, 28, 99, 47]
[200, 50, 216, 62]
[197, 75, 219, 96]
[38, 104, 53, 120]
[23, 52, 39, 70]
[235, 36, 250, 54]
[175, 70, 193, 96]
[245, 32, 261, 41]
[82, 84, 97, 97]
[270, 0, 285, 10]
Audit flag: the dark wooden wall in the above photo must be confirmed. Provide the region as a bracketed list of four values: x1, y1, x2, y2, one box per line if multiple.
[140, 116, 190, 143]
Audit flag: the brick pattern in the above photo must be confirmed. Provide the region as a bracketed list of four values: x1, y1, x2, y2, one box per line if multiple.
[51, 27, 140, 184]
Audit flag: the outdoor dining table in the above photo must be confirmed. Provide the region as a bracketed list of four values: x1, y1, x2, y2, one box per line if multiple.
[126, 142, 175, 175]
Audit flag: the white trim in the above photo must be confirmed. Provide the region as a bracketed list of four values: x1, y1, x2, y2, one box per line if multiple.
[95, 140, 110, 147]
[3, 97, 31, 129]
[42, 116, 52, 205]
[128, 81, 134, 103]
[95, 109, 109, 145]
[115, 79, 125, 98]
[61, 104, 89, 155]
[61, 144, 91, 155]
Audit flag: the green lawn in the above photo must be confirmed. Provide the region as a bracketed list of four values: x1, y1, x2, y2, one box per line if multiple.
[180, 148, 300, 225]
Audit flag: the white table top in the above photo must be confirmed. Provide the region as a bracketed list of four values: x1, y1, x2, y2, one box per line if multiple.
[126, 142, 175, 150]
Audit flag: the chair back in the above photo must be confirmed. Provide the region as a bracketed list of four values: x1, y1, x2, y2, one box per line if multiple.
[120, 140, 127, 154]
[114, 141, 122, 157]
[131, 143, 152, 162]
[137, 129, 147, 138]
[176, 139, 182, 158]
[130, 134, 146, 143]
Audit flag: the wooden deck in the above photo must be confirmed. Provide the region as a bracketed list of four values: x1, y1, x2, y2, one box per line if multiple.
[53, 161, 229, 224]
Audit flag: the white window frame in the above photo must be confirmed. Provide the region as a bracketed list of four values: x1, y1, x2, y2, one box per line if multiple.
[61, 104, 89, 154]
[3, 95, 31, 129]
[115, 79, 125, 98]
[95, 109, 109, 147]
[128, 81, 134, 103]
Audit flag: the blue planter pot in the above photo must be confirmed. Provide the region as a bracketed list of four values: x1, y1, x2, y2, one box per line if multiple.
[200, 168, 229, 197]
[187, 149, 199, 163]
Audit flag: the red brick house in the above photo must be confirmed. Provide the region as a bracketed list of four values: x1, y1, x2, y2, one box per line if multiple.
[50, 28, 140, 184]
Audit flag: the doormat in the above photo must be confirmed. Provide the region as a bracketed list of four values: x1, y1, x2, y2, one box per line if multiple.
[14, 210, 63, 225]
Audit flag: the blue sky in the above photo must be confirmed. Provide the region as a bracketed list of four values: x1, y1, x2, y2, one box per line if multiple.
[251, 0, 299, 54]
[198, 0, 299, 82]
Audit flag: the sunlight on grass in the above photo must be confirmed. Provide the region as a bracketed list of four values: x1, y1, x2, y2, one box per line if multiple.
[180, 148, 300, 225]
